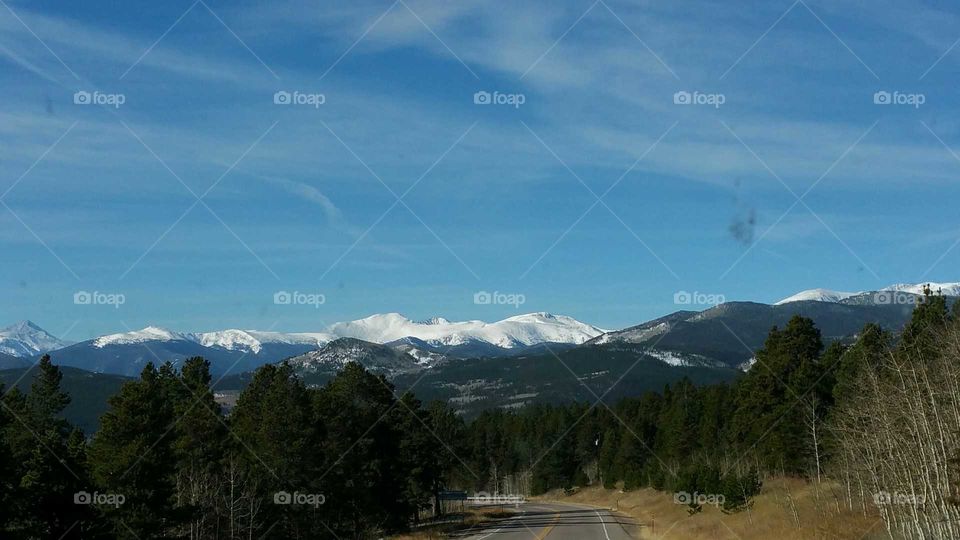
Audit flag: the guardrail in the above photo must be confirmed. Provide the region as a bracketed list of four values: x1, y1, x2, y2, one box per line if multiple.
[466, 494, 527, 504]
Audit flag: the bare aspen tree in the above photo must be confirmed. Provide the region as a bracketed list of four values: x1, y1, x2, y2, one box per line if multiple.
[828, 318, 960, 539]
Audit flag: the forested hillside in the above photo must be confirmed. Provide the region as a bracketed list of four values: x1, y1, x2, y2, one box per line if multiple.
[0, 366, 130, 433]
[460, 288, 960, 539]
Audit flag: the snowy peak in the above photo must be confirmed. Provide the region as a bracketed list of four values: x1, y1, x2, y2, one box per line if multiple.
[776, 282, 960, 305]
[194, 329, 332, 354]
[0, 320, 67, 357]
[883, 282, 960, 296]
[93, 326, 188, 348]
[774, 288, 858, 305]
[195, 329, 263, 352]
[503, 312, 562, 323]
[7, 320, 43, 333]
[27, 312, 602, 371]
[326, 312, 604, 349]
[417, 317, 450, 325]
[90, 326, 333, 353]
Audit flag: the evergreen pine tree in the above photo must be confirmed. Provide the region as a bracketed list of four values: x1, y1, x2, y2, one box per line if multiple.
[898, 285, 950, 362]
[423, 400, 466, 516]
[313, 362, 406, 536]
[4, 356, 87, 538]
[170, 357, 228, 539]
[228, 362, 317, 538]
[88, 363, 178, 539]
[730, 316, 823, 474]
[0, 383, 12, 532]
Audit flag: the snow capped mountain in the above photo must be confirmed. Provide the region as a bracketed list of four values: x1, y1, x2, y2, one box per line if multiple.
[776, 282, 960, 305]
[587, 299, 925, 370]
[194, 329, 333, 354]
[94, 326, 189, 348]
[71, 327, 332, 376]
[20, 312, 602, 377]
[417, 317, 451, 325]
[774, 288, 858, 305]
[0, 320, 69, 357]
[286, 338, 424, 375]
[85, 311, 601, 357]
[36, 312, 602, 358]
[327, 312, 604, 349]
[194, 329, 265, 352]
[91, 327, 333, 354]
[883, 282, 960, 296]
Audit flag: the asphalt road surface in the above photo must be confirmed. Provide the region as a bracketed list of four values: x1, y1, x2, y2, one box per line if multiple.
[456, 502, 641, 540]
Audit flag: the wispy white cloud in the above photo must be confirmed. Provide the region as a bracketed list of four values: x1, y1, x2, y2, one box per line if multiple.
[0, 40, 62, 84]
[0, 4, 270, 83]
[259, 175, 344, 225]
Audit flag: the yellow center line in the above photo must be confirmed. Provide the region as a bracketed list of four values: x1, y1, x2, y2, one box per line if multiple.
[534, 513, 557, 539]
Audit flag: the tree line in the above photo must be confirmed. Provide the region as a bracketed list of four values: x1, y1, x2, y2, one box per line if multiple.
[1, 288, 958, 538]
[0, 358, 467, 539]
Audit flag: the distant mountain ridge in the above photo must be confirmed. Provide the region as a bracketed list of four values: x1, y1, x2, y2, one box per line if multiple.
[285, 338, 427, 376]
[325, 312, 604, 349]
[776, 282, 960, 305]
[588, 296, 948, 370]
[6, 282, 956, 378]
[0, 320, 69, 357]
[8, 313, 604, 377]
[11, 281, 959, 424]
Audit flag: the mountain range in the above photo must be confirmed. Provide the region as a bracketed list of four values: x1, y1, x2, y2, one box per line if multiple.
[0, 313, 604, 376]
[2, 280, 955, 380]
[2, 281, 955, 423]
[774, 282, 960, 305]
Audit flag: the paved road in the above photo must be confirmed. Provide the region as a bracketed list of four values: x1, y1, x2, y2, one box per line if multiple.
[456, 502, 641, 540]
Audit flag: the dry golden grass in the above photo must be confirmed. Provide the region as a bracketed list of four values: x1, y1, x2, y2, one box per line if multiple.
[390, 506, 516, 540]
[537, 478, 887, 539]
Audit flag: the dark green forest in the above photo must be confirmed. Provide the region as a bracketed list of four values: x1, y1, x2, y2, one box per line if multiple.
[1, 289, 959, 538]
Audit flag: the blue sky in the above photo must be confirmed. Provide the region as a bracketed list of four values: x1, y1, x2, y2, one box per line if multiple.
[2, 0, 960, 340]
